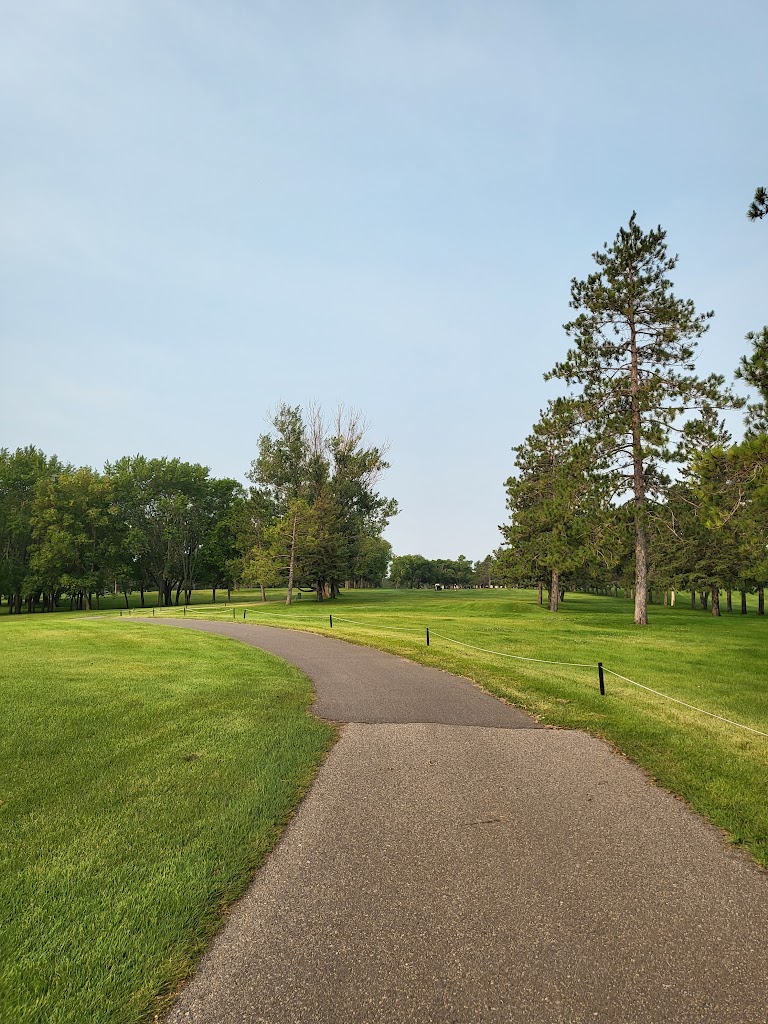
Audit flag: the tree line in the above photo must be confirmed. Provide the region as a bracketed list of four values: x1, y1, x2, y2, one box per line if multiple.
[0, 404, 396, 613]
[388, 553, 495, 590]
[498, 201, 768, 623]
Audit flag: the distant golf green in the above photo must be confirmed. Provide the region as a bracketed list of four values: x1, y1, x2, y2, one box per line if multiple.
[0, 617, 335, 1024]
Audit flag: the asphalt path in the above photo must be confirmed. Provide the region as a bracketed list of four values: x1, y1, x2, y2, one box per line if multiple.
[148, 620, 768, 1024]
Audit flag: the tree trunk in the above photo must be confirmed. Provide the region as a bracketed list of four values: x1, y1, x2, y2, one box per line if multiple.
[537, 582, 543, 605]
[711, 587, 720, 617]
[700, 591, 709, 610]
[634, 514, 649, 626]
[286, 511, 298, 605]
[741, 589, 748, 614]
[227, 586, 232, 602]
[691, 589, 696, 609]
[726, 589, 732, 613]
[140, 586, 145, 607]
[260, 583, 266, 603]
[629, 324, 649, 626]
[549, 569, 560, 612]
[212, 588, 217, 603]
[124, 592, 130, 609]
[759, 585, 765, 615]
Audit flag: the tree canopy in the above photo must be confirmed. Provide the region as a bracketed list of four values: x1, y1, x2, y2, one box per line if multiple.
[0, 406, 397, 613]
[544, 213, 738, 624]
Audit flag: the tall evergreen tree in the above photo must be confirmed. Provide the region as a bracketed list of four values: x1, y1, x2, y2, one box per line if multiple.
[547, 214, 738, 624]
[501, 398, 612, 610]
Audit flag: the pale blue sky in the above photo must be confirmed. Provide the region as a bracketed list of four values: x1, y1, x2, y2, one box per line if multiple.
[2, 1, 766, 559]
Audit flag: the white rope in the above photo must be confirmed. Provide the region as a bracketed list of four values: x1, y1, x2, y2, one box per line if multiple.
[603, 668, 768, 738]
[428, 632, 596, 669]
[184, 607, 768, 740]
[330, 615, 415, 635]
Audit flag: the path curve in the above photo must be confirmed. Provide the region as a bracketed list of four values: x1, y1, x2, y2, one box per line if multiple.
[143, 620, 768, 1024]
[151, 618, 539, 727]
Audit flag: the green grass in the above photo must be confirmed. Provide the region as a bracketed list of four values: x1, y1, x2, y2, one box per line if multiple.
[124, 586, 768, 868]
[0, 617, 335, 1024]
[3, 587, 767, 1021]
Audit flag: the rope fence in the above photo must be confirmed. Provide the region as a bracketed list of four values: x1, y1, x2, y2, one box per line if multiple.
[326, 613, 768, 740]
[125, 603, 768, 740]
[602, 668, 768, 738]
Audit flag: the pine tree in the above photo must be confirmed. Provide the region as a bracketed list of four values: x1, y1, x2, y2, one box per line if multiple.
[736, 327, 768, 435]
[747, 186, 768, 221]
[501, 398, 612, 610]
[547, 214, 737, 624]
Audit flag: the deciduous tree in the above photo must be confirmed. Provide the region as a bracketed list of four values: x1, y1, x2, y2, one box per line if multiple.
[0, 447, 63, 613]
[248, 405, 396, 602]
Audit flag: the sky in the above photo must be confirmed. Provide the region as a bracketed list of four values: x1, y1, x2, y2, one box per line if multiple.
[2, 0, 766, 560]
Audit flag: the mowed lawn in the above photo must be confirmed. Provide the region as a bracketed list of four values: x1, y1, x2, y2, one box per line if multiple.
[3, 589, 767, 1023]
[143, 587, 768, 867]
[0, 617, 335, 1024]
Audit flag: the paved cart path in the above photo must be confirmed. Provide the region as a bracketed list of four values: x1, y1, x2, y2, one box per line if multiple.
[147, 620, 768, 1024]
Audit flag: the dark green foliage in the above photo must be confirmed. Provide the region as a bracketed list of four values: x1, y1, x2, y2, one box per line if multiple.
[29, 467, 119, 611]
[747, 185, 768, 221]
[736, 326, 768, 435]
[500, 398, 618, 610]
[388, 553, 477, 589]
[105, 456, 240, 607]
[246, 405, 397, 602]
[546, 214, 738, 624]
[0, 447, 65, 613]
[696, 435, 768, 604]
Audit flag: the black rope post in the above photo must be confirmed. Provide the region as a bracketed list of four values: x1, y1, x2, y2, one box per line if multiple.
[329, 614, 333, 628]
[243, 609, 246, 620]
[426, 627, 430, 646]
[233, 608, 235, 621]
[598, 662, 605, 696]
[120, 610, 122, 617]
[152, 607, 155, 617]
[183, 606, 186, 617]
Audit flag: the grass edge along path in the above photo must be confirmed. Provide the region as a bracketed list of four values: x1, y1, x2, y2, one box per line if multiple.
[0, 617, 336, 1024]
[131, 588, 768, 871]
